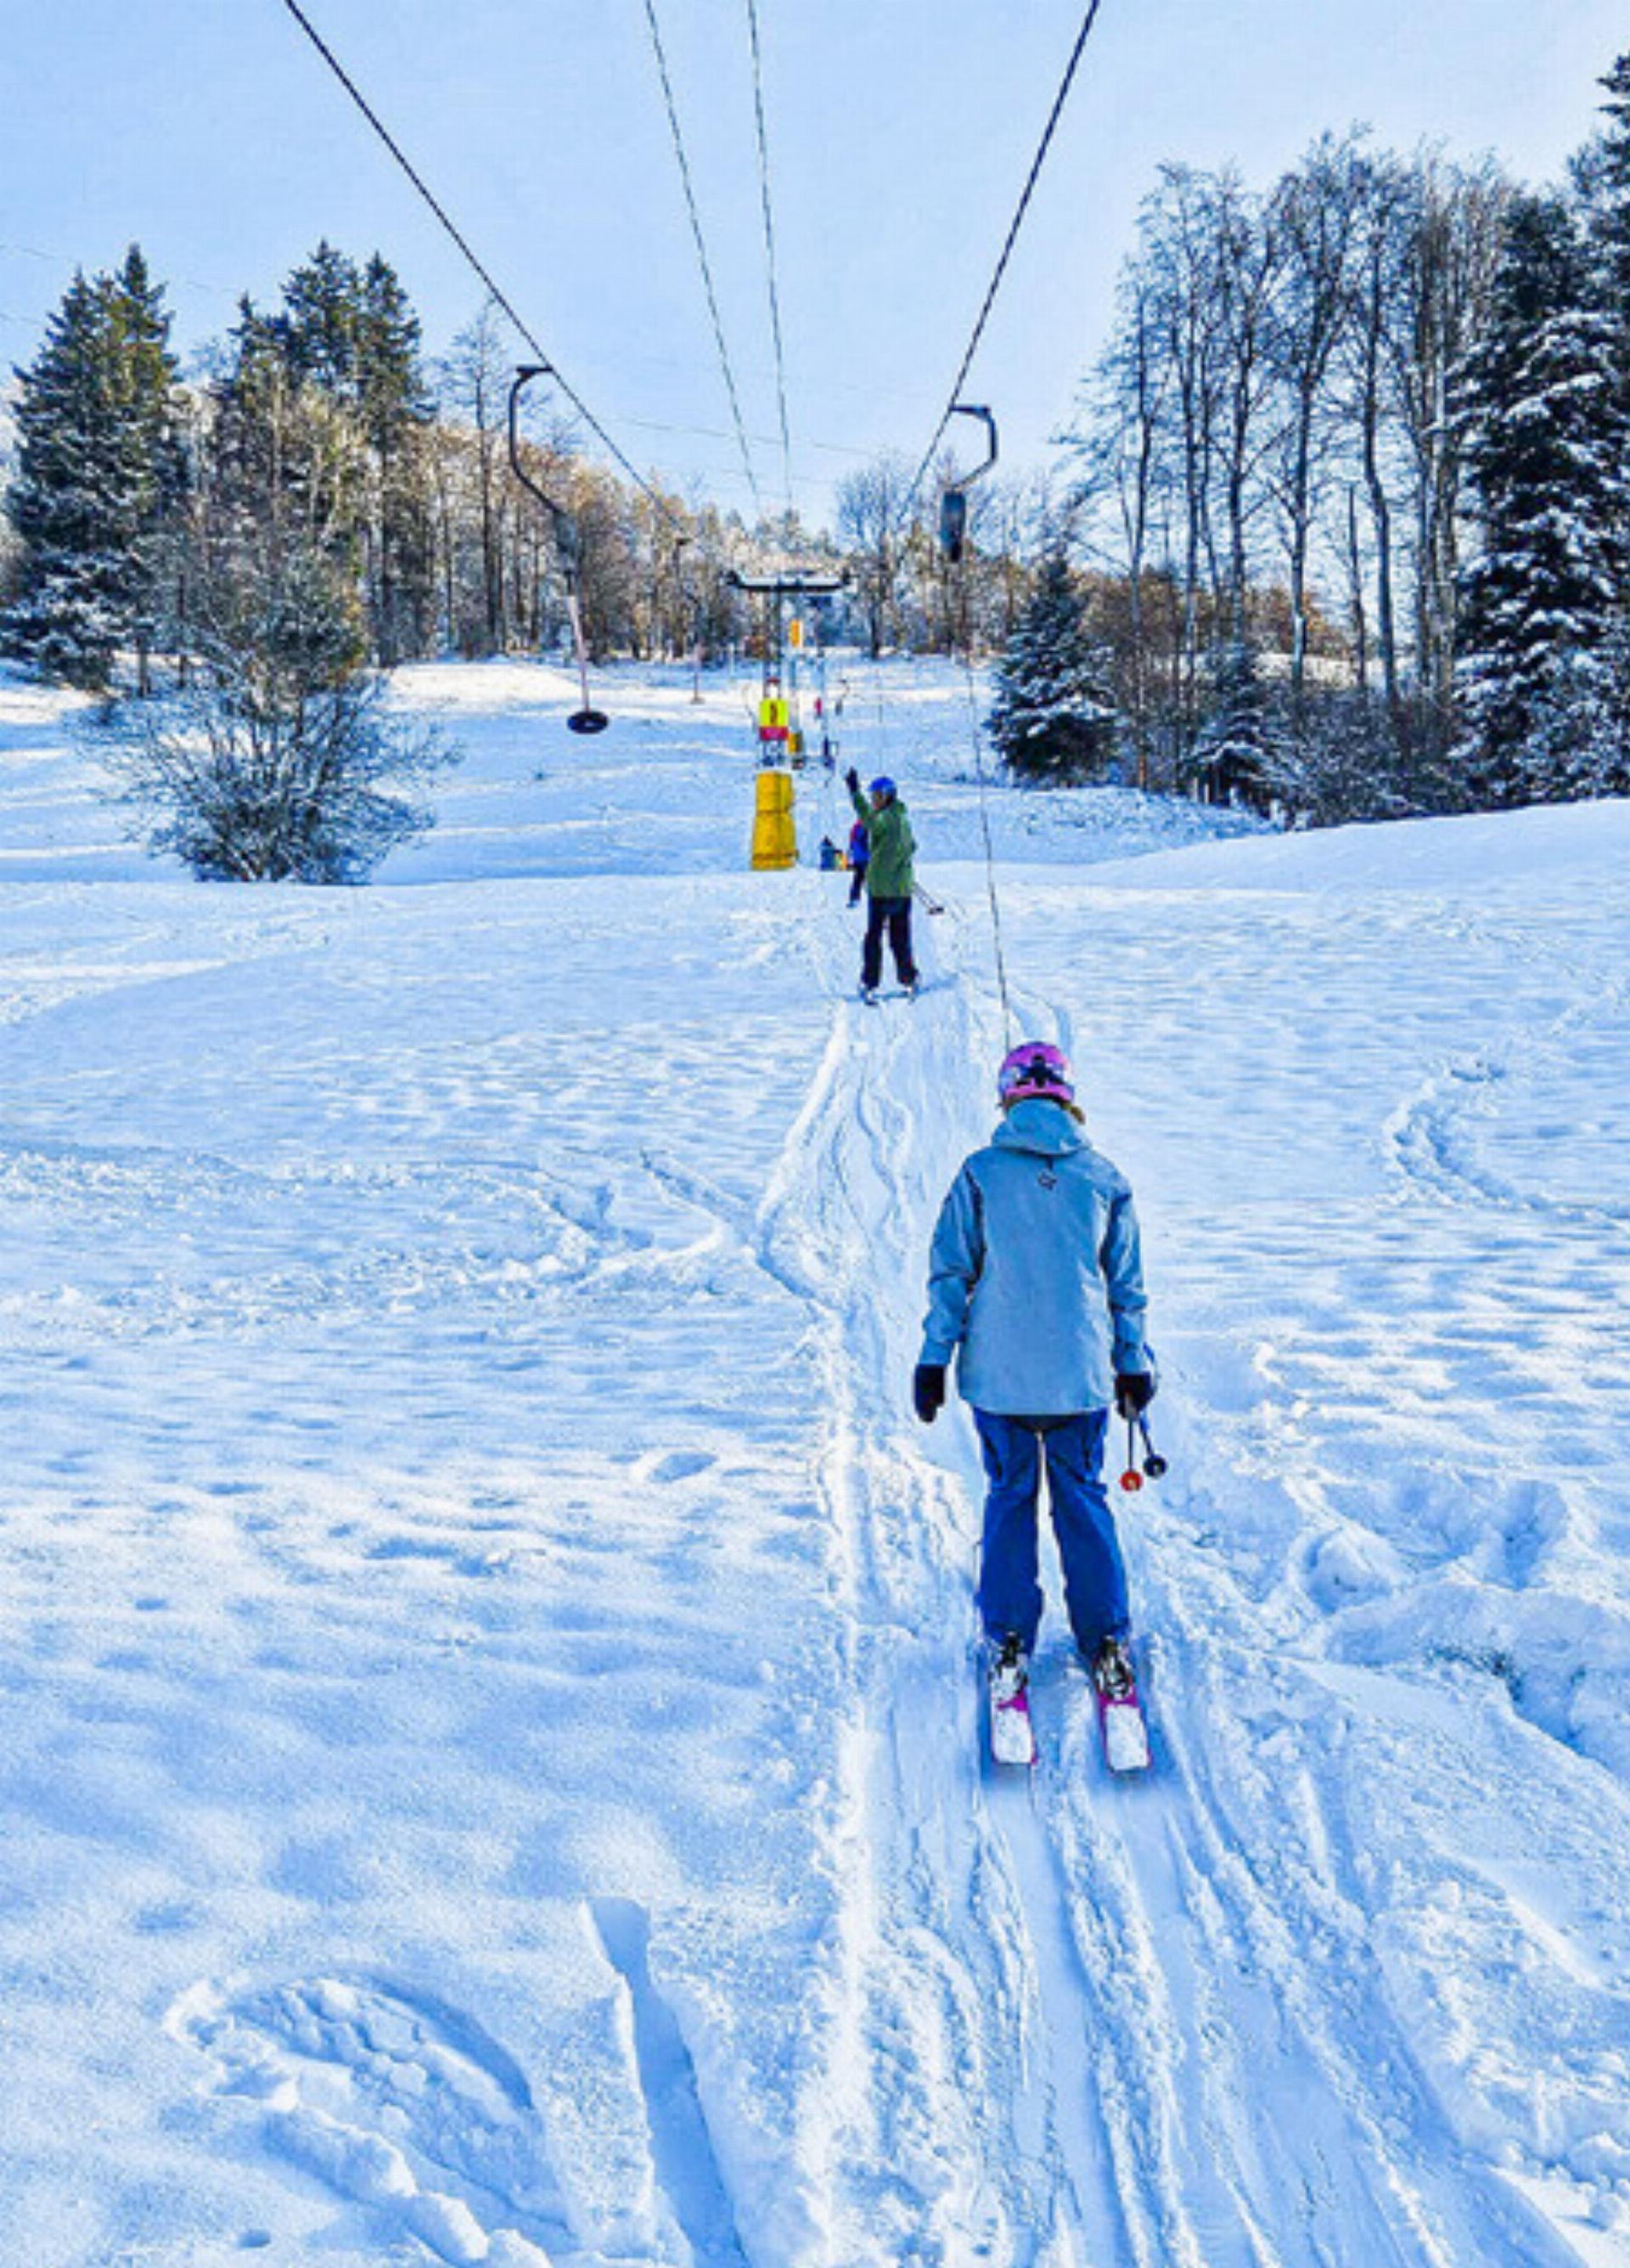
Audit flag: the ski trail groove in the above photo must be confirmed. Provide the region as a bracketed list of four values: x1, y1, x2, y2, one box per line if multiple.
[760, 896, 1582, 2265]
[756, 916, 1146, 2263]
[590, 1897, 749, 2268]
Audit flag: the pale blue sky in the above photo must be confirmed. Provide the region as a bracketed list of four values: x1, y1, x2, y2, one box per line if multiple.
[3, 1, 1626, 523]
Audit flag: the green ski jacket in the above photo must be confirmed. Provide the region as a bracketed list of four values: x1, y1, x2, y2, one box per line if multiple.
[850, 787, 916, 899]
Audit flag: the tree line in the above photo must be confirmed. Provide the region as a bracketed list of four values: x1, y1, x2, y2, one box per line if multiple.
[5, 47, 1630, 850]
[1058, 52, 1630, 818]
[0, 239, 1089, 708]
[0, 243, 764, 688]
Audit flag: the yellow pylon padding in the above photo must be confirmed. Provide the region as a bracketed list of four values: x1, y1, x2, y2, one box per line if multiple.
[751, 766, 797, 870]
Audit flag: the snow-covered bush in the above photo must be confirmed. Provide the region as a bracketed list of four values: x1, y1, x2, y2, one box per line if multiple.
[93, 538, 453, 884]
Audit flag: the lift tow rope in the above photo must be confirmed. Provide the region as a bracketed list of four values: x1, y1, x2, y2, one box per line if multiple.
[958, 608, 1014, 1048]
[278, 0, 682, 534]
[640, 0, 764, 520]
[744, 0, 795, 516]
[906, 0, 1107, 514]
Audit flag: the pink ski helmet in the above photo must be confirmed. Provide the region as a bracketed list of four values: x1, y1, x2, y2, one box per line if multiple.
[998, 1040, 1074, 1108]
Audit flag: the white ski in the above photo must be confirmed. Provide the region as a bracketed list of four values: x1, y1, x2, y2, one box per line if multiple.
[988, 1646, 1037, 1768]
[1098, 1687, 1151, 1773]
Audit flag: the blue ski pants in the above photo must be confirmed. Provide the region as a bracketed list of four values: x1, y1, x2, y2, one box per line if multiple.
[973, 1409, 1129, 1656]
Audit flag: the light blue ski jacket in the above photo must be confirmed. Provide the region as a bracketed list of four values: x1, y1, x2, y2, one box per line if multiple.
[920, 1098, 1152, 1418]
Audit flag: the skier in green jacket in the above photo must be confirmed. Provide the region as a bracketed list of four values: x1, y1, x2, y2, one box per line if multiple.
[846, 768, 919, 1002]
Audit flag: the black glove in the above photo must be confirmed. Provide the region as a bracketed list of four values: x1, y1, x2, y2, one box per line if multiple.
[1115, 1372, 1155, 1420]
[913, 1363, 947, 1424]
[845, 767, 860, 794]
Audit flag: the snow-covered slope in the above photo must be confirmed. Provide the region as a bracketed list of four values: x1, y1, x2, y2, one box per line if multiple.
[1, 658, 1625, 2266]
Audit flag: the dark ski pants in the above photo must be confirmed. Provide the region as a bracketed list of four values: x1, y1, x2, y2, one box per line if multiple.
[848, 866, 866, 907]
[973, 1408, 1128, 1657]
[861, 893, 917, 990]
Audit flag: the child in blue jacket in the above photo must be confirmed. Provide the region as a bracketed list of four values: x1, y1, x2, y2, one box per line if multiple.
[913, 1040, 1155, 1698]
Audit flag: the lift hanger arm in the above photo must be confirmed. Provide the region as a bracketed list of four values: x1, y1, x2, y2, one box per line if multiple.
[509, 366, 608, 735]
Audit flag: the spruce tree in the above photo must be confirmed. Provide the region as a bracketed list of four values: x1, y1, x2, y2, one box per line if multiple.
[987, 553, 1116, 783]
[3, 249, 185, 689]
[278, 241, 363, 395]
[1192, 640, 1284, 812]
[355, 255, 435, 662]
[244, 245, 434, 662]
[1454, 191, 1630, 804]
[1586, 54, 1630, 414]
[207, 299, 367, 564]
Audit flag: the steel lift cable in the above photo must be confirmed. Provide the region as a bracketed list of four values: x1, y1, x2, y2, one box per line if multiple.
[945, 407, 1013, 1041]
[956, 639, 1014, 1045]
[639, 0, 766, 520]
[905, 0, 1108, 514]
[277, 0, 682, 531]
[618, 410, 872, 464]
[743, 0, 795, 518]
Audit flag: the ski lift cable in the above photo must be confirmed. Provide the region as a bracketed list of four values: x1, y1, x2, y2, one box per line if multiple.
[905, 0, 1108, 515]
[276, 0, 682, 531]
[743, 0, 795, 517]
[946, 408, 1012, 1042]
[957, 641, 1014, 1047]
[618, 411, 873, 463]
[639, 0, 766, 520]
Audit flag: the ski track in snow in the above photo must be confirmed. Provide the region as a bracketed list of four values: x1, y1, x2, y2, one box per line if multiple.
[758, 901, 1584, 2266]
[2, 663, 1628, 2265]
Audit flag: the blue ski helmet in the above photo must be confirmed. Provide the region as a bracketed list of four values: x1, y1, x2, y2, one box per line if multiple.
[868, 775, 896, 798]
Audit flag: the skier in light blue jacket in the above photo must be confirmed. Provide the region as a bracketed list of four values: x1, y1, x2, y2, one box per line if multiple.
[913, 1040, 1155, 1700]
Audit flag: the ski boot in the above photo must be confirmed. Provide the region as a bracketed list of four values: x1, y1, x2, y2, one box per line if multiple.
[1091, 1635, 1136, 1701]
[987, 1632, 1036, 1767]
[1091, 1635, 1149, 1773]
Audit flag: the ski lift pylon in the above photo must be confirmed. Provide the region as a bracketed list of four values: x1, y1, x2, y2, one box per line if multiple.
[727, 569, 848, 745]
[509, 365, 610, 735]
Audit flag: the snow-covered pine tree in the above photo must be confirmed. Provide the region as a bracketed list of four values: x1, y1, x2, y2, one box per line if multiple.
[278, 240, 363, 396]
[239, 244, 435, 665]
[97, 271, 454, 883]
[3, 250, 185, 690]
[206, 299, 368, 580]
[987, 552, 1116, 783]
[1454, 191, 1630, 804]
[1582, 53, 1630, 418]
[1191, 639, 1284, 812]
[355, 255, 436, 664]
